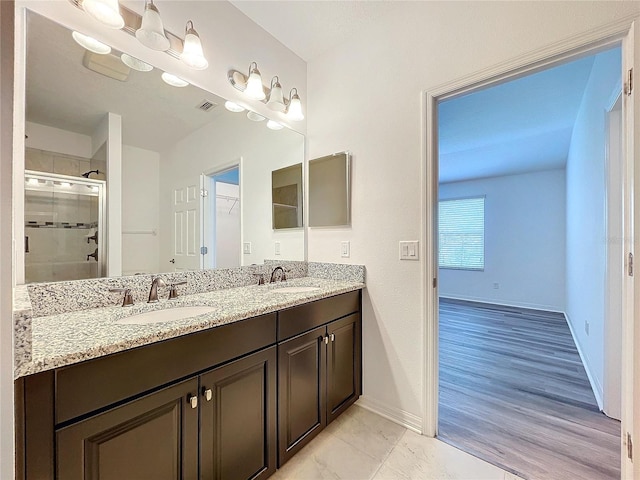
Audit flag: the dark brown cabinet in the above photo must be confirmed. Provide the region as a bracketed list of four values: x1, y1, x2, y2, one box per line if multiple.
[277, 304, 361, 467]
[200, 347, 276, 480]
[56, 378, 199, 480]
[16, 292, 361, 480]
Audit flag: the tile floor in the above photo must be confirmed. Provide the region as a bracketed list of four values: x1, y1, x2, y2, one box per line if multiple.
[271, 404, 524, 480]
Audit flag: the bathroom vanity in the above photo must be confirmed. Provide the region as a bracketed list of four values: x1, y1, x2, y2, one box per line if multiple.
[14, 280, 362, 480]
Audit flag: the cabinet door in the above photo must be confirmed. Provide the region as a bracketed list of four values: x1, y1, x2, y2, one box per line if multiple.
[200, 347, 277, 480]
[278, 326, 327, 466]
[327, 313, 361, 424]
[56, 378, 199, 480]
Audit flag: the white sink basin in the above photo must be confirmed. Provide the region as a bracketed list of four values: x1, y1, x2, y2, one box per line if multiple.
[115, 306, 217, 325]
[270, 286, 321, 294]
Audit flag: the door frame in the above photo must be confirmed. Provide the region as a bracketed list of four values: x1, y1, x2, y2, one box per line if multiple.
[422, 17, 638, 478]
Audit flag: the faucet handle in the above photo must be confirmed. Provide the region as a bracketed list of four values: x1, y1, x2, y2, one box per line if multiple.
[109, 288, 134, 307]
[168, 281, 187, 300]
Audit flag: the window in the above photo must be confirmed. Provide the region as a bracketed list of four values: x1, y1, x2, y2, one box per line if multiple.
[438, 196, 485, 270]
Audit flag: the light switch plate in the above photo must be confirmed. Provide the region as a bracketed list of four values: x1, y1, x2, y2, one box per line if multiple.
[399, 241, 419, 260]
[243, 242, 251, 254]
[341, 241, 350, 258]
[275, 241, 281, 255]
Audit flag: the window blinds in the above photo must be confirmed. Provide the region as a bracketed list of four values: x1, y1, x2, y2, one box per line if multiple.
[438, 196, 485, 270]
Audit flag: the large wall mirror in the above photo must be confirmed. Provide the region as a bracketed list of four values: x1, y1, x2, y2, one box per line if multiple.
[18, 11, 305, 284]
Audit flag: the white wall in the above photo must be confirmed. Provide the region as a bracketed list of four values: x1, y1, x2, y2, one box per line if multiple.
[159, 112, 305, 268]
[566, 48, 622, 404]
[25, 121, 91, 158]
[439, 169, 566, 312]
[306, 2, 640, 426]
[215, 182, 240, 268]
[121, 144, 160, 276]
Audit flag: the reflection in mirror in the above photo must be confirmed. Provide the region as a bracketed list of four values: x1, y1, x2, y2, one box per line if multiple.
[308, 152, 351, 227]
[20, 11, 305, 284]
[272, 164, 303, 229]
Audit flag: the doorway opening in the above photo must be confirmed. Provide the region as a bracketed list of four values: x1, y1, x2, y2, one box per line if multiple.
[202, 165, 241, 269]
[433, 45, 626, 479]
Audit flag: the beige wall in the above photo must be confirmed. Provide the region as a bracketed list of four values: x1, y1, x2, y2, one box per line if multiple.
[306, 1, 640, 427]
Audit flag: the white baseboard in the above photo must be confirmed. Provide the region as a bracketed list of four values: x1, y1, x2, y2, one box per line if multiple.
[439, 294, 564, 314]
[356, 395, 423, 434]
[564, 311, 604, 410]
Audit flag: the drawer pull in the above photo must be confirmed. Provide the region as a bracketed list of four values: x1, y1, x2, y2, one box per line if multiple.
[203, 388, 213, 401]
[330, 333, 335, 342]
[189, 395, 198, 409]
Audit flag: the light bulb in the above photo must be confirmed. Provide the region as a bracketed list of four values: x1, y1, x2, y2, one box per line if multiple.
[180, 21, 208, 70]
[287, 88, 304, 121]
[120, 54, 153, 72]
[245, 63, 265, 100]
[82, 0, 125, 29]
[72, 31, 111, 55]
[161, 72, 189, 87]
[136, 0, 170, 51]
[224, 101, 245, 113]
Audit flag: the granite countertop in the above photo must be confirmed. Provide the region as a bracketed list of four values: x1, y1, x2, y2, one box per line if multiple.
[15, 277, 364, 378]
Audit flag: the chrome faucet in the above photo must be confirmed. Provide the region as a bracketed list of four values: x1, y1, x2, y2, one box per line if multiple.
[270, 266, 287, 283]
[148, 277, 167, 303]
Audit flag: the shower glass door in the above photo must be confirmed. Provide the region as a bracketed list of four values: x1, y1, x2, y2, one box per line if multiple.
[24, 170, 105, 283]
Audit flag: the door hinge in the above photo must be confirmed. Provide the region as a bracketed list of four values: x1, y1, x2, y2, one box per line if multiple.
[200, 246, 208, 255]
[629, 252, 634, 276]
[627, 432, 633, 460]
[625, 68, 633, 96]
[200, 189, 208, 198]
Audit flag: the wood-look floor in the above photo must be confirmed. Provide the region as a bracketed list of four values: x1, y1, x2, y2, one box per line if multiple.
[437, 298, 620, 480]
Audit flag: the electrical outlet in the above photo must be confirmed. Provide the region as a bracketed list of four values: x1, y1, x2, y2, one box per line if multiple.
[275, 242, 281, 255]
[493, 283, 500, 289]
[341, 241, 350, 258]
[243, 242, 251, 254]
[585, 321, 590, 336]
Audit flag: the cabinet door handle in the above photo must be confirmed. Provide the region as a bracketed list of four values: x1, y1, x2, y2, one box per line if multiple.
[203, 388, 213, 401]
[189, 395, 198, 409]
[324, 335, 329, 345]
[330, 333, 335, 342]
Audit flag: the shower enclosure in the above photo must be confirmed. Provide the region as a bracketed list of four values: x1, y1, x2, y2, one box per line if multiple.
[24, 170, 106, 283]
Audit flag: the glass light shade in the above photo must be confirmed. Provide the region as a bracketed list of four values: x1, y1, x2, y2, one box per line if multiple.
[266, 120, 284, 130]
[82, 0, 125, 29]
[245, 68, 266, 100]
[266, 82, 285, 112]
[224, 101, 245, 113]
[161, 72, 189, 87]
[287, 91, 304, 121]
[72, 31, 112, 55]
[246, 111, 265, 122]
[136, 0, 170, 51]
[180, 23, 208, 70]
[120, 53, 153, 72]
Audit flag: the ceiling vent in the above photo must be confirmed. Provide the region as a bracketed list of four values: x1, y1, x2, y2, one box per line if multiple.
[196, 100, 218, 112]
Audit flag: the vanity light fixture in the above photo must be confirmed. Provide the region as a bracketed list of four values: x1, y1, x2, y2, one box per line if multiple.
[180, 21, 208, 70]
[120, 53, 153, 72]
[224, 101, 245, 113]
[72, 31, 112, 55]
[246, 111, 266, 122]
[244, 62, 266, 100]
[161, 72, 189, 87]
[266, 76, 286, 112]
[82, 0, 125, 29]
[136, 0, 170, 51]
[287, 88, 304, 121]
[266, 120, 284, 130]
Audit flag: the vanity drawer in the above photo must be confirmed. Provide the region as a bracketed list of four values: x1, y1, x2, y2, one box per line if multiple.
[277, 291, 360, 341]
[55, 313, 276, 425]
